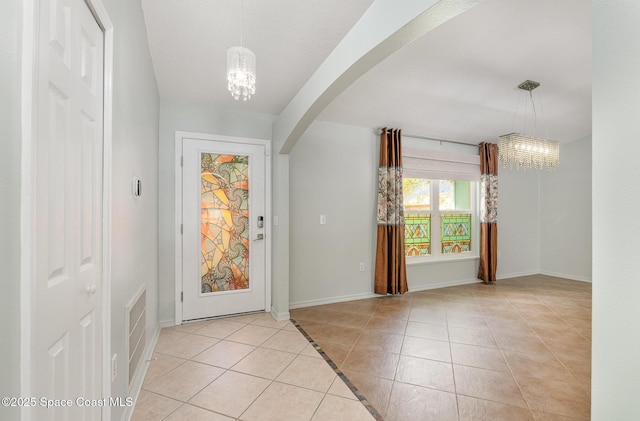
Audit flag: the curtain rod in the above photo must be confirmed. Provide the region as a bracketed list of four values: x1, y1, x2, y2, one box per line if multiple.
[375, 128, 478, 148]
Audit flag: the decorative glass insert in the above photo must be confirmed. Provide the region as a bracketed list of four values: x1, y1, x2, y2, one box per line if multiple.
[405, 213, 431, 256]
[200, 153, 250, 293]
[441, 213, 472, 254]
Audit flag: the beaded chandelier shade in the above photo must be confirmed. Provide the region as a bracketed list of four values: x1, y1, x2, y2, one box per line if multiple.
[498, 80, 559, 171]
[227, 46, 255, 101]
[227, 0, 256, 101]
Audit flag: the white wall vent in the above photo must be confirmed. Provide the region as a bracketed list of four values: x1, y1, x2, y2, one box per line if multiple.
[126, 285, 146, 387]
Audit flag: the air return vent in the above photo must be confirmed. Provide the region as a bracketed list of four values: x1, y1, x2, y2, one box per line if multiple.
[126, 285, 146, 386]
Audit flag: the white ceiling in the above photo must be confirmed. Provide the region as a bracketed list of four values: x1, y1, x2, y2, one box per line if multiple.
[142, 0, 591, 145]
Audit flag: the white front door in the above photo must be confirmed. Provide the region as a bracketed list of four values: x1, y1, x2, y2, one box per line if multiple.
[182, 138, 267, 321]
[34, 0, 104, 420]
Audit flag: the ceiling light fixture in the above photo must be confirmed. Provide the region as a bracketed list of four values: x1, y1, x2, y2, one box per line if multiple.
[499, 80, 559, 171]
[227, 0, 255, 101]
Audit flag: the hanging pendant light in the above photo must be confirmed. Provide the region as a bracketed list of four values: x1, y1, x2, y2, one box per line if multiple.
[499, 80, 559, 171]
[227, 0, 256, 101]
[227, 47, 255, 101]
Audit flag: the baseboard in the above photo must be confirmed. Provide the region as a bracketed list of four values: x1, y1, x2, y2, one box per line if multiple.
[271, 307, 290, 321]
[496, 270, 541, 280]
[540, 271, 592, 283]
[289, 280, 485, 309]
[287, 272, 590, 311]
[159, 319, 175, 328]
[289, 292, 378, 309]
[409, 278, 481, 292]
[121, 325, 161, 421]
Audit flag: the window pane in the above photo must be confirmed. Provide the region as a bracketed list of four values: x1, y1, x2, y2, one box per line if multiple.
[405, 213, 431, 256]
[439, 180, 471, 211]
[454, 180, 471, 210]
[439, 180, 455, 210]
[441, 213, 472, 254]
[403, 178, 430, 211]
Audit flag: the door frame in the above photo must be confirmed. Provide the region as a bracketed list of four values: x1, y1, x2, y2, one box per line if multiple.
[20, 1, 114, 420]
[174, 131, 272, 325]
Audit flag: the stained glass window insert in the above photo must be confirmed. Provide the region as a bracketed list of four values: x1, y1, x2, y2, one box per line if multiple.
[405, 213, 431, 256]
[200, 153, 250, 293]
[441, 213, 472, 254]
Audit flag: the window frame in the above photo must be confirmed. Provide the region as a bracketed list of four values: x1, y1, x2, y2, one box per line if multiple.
[404, 177, 479, 264]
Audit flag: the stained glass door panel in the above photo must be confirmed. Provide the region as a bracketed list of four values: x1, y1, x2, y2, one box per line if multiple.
[182, 138, 266, 321]
[200, 153, 250, 293]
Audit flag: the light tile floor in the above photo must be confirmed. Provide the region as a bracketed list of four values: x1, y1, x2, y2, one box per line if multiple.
[292, 275, 592, 421]
[132, 312, 375, 421]
[132, 275, 591, 420]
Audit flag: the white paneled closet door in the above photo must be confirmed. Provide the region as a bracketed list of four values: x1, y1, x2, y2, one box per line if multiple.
[34, 0, 104, 419]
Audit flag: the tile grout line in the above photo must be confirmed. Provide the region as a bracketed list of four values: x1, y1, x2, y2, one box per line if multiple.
[444, 303, 464, 421]
[229, 317, 316, 421]
[290, 318, 384, 421]
[147, 315, 300, 421]
[485, 295, 588, 419]
[139, 279, 590, 420]
[522, 305, 593, 405]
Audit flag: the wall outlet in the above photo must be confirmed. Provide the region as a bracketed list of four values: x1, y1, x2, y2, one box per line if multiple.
[320, 215, 326, 225]
[111, 354, 117, 381]
[359, 263, 365, 272]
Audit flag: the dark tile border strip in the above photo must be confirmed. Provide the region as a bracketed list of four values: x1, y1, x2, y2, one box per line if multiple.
[290, 318, 384, 421]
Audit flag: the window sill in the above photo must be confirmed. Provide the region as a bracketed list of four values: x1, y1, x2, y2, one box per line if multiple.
[406, 255, 479, 266]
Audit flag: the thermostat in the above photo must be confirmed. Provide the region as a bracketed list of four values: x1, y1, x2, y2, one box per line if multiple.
[132, 177, 142, 197]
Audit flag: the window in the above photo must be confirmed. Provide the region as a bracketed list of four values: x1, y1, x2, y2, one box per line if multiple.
[403, 178, 476, 258]
[439, 179, 473, 255]
[404, 178, 474, 257]
[404, 178, 431, 256]
[401, 146, 480, 260]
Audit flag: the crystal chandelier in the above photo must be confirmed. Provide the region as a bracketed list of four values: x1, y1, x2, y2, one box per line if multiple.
[499, 80, 559, 171]
[227, 47, 255, 101]
[227, 0, 255, 101]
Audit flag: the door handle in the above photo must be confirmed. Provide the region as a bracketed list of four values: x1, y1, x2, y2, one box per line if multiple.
[254, 233, 264, 241]
[86, 284, 97, 294]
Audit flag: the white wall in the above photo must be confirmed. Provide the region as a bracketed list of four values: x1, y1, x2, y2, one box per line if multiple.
[289, 122, 377, 306]
[592, 2, 640, 419]
[288, 121, 569, 306]
[407, 260, 479, 290]
[541, 136, 592, 282]
[496, 137, 593, 282]
[157, 99, 275, 323]
[497, 166, 542, 278]
[0, 1, 22, 419]
[271, 152, 292, 319]
[101, 1, 160, 419]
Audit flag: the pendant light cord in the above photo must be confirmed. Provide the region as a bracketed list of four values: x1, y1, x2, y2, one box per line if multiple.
[240, 0, 243, 48]
[529, 89, 537, 136]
